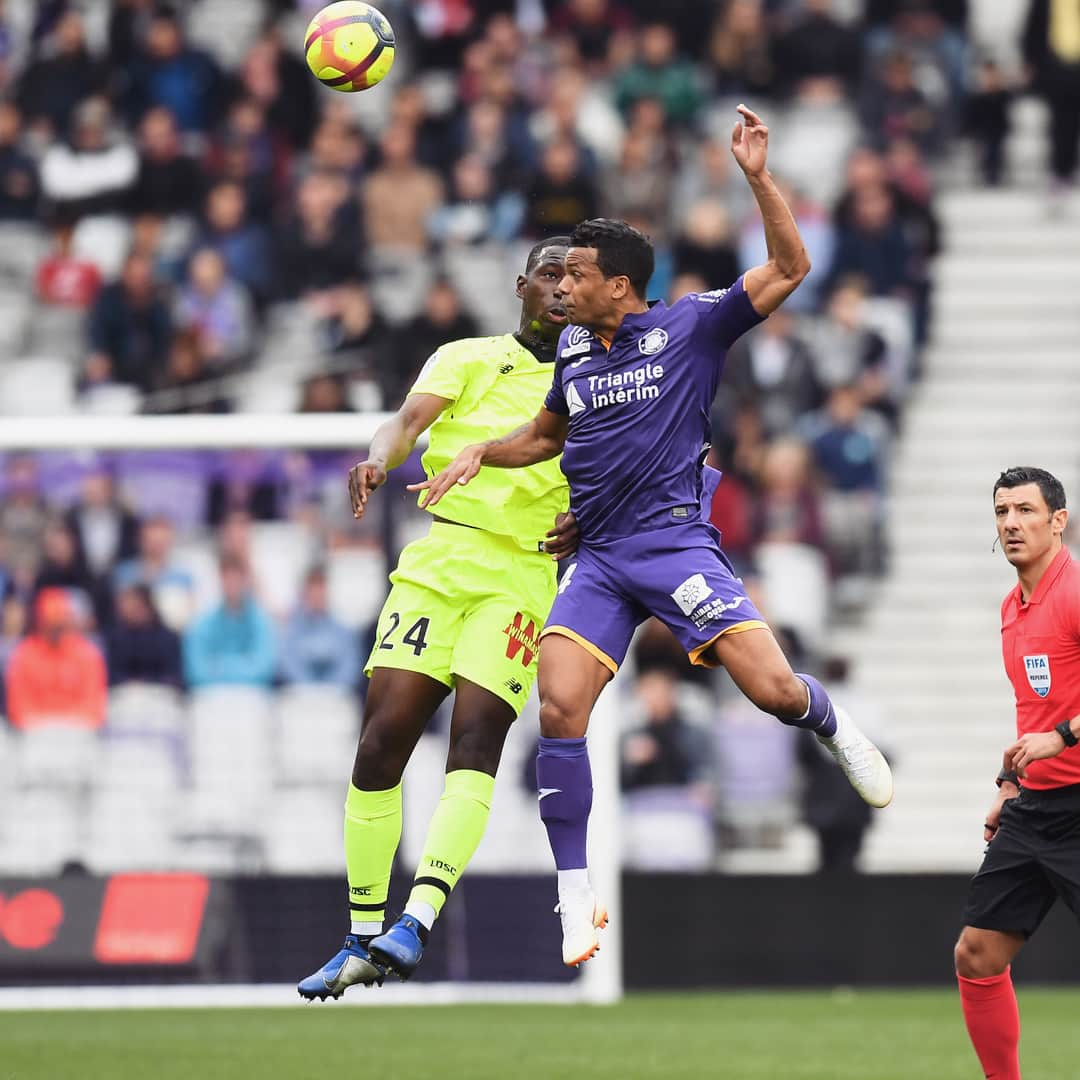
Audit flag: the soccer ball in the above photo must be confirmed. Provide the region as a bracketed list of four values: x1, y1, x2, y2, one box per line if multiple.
[304, 2, 395, 93]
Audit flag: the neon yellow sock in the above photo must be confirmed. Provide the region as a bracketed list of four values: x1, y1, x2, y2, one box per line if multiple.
[407, 769, 495, 922]
[344, 782, 402, 932]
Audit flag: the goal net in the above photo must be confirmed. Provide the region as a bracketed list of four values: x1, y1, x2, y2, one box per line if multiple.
[0, 413, 621, 1006]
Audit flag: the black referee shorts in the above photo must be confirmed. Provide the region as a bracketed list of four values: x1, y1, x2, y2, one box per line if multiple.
[963, 783, 1080, 936]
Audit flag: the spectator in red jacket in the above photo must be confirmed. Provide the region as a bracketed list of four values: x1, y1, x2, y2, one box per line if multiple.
[6, 587, 107, 729]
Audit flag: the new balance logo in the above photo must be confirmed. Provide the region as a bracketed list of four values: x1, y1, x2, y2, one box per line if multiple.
[504, 678, 523, 695]
[499, 363, 514, 374]
[538, 788, 562, 801]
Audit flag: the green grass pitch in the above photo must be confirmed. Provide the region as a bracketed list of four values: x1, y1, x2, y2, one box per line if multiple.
[3, 989, 1080, 1079]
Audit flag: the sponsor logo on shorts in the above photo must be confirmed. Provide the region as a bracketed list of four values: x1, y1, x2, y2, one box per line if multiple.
[689, 594, 748, 631]
[1024, 654, 1051, 697]
[504, 677, 523, 695]
[637, 327, 669, 355]
[671, 574, 714, 616]
[504, 611, 540, 668]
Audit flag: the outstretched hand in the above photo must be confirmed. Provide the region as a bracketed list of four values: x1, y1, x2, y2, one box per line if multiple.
[407, 444, 486, 509]
[731, 103, 769, 177]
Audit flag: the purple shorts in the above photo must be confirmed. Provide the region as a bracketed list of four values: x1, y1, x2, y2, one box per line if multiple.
[542, 522, 767, 672]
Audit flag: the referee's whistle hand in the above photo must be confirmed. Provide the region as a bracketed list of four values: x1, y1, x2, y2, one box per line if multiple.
[1004, 730, 1066, 778]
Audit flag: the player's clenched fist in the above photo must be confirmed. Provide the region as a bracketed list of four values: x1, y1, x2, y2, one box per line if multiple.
[348, 460, 387, 519]
[408, 444, 485, 509]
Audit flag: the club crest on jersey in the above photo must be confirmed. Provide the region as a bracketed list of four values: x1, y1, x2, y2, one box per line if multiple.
[561, 326, 592, 358]
[638, 328, 669, 356]
[1024, 654, 1051, 697]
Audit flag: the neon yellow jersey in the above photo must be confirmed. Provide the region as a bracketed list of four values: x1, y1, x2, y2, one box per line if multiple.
[409, 333, 568, 547]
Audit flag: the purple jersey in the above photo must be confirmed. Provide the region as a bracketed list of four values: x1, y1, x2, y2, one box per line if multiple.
[545, 277, 763, 543]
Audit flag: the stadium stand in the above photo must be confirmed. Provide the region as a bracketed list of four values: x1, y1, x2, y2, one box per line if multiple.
[0, 0, 1070, 882]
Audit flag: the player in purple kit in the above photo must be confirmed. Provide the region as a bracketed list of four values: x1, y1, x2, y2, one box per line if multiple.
[413, 105, 893, 967]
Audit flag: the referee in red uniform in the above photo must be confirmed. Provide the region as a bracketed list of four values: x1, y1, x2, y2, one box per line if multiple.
[955, 466, 1080, 1080]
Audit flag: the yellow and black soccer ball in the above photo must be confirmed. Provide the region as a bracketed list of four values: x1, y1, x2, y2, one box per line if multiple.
[304, 2, 395, 93]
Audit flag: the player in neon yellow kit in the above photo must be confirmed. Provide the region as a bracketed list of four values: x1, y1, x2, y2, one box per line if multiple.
[298, 238, 574, 999]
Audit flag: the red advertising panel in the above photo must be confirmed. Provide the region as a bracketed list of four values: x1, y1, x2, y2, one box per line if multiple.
[93, 874, 210, 965]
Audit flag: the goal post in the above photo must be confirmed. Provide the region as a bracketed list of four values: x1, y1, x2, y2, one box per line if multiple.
[0, 411, 625, 1005]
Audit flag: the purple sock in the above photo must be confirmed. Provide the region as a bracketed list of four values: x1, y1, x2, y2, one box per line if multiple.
[536, 736, 592, 870]
[778, 673, 838, 738]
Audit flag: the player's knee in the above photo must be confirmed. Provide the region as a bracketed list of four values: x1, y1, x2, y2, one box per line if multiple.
[539, 697, 587, 739]
[352, 716, 410, 789]
[954, 930, 1006, 979]
[445, 725, 505, 776]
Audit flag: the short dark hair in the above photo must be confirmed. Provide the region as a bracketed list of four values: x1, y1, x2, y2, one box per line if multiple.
[993, 466, 1067, 512]
[525, 236, 570, 273]
[569, 218, 654, 298]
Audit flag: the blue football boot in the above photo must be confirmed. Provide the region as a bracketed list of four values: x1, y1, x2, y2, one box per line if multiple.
[297, 934, 386, 1001]
[368, 914, 429, 980]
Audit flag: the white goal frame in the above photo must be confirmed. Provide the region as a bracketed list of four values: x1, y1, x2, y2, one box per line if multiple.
[0, 411, 623, 1006]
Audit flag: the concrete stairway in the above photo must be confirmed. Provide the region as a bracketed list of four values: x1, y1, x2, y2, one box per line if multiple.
[841, 179, 1080, 870]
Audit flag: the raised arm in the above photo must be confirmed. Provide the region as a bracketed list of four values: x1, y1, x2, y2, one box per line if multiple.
[408, 407, 568, 509]
[732, 104, 811, 318]
[348, 393, 449, 519]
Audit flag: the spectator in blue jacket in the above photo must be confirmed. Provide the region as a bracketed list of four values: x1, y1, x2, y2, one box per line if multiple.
[107, 583, 183, 687]
[183, 553, 276, 688]
[279, 566, 359, 688]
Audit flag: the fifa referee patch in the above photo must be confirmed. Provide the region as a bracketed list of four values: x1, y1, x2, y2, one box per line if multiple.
[1024, 654, 1051, 697]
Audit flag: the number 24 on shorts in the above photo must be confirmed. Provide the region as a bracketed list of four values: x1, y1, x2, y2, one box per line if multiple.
[378, 613, 431, 656]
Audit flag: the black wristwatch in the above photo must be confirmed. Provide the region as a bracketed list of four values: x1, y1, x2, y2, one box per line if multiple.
[1055, 720, 1079, 748]
[996, 768, 1019, 788]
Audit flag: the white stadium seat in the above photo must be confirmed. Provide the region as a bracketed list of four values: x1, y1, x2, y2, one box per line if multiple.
[275, 685, 359, 786]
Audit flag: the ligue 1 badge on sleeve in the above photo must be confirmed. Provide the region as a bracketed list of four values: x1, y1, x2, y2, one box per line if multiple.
[1024, 654, 1051, 697]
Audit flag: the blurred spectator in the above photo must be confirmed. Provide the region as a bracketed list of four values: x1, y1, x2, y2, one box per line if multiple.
[299, 373, 351, 414]
[6, 588, 107, 730]
[106, 582, 183, 688]
[205, 97, 279, 223]
[552, 0, 635, 68]
[193, 180, 273, 302]
[673, 136, 752, 227]
[33, 516, 108, 628]
[672, 200, 739, 290]
[631, 616, 711, 687]
[207, 461, 282, 527]
[1023, 0, 1080, 192]
[15, 9, 108, 138]
[304, 116, 368, 183]
[113, 516, 195, 630]
[274, 171, 364, 300]
[621, 668, 713, 793]
[753, 438, 824, 551]
[708, 0, 774, 98]
[825, 183, 914, 300]
[524, 136, 598, 237]
[125, 6, 222, 134]
[361, 127, 444, 254]
[84, 250, 172, 394]
[279, 566, 359, 687]
[800, 383, 889, 576]
[614, 22, 702, 127]
[64, 466, 139, 579]
[175, 247, 256, 369]
[0, 101, 38, 220]
[0, 594, 26, 673]
[183, 554, 276, 689]
[796, 659, 874, 872]
[718, 312, 823, 438]
[40, 97, 138, 223]
[429, 153, 524, 247]
[237, 27, 318, 152]
[130, 106, 202, 217]
[148, 329, 232, 414]
[35, 224, 103, 308]
[0, 455, 48, 590]
[773, 0, 861, 99]
[392, 278, 481, 401]
[861, 50, 942, 156]
[601, 129, 673, 242]
[321, 284, 393, 394]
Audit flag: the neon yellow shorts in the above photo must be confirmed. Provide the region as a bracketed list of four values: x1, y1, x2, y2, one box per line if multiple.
[365, 522, 557, 714]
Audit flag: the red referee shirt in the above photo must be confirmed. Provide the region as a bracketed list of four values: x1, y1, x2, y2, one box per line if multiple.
[1001, 546, 1080, 788]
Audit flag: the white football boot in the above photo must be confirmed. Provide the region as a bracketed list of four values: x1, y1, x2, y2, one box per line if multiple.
[818, 706, 893, 808]
[555, 889, 608, 967]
